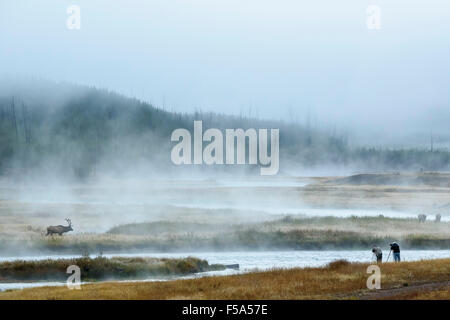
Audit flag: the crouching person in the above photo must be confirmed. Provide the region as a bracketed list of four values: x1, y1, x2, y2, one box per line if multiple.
[372, 246, 383, 263]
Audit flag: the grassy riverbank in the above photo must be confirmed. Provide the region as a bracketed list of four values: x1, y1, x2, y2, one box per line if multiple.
[1, 258, 448, 299]
[0, 256, 225, 282]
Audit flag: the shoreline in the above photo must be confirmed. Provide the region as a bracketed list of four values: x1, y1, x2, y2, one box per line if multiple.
[0, 256, 225, 283]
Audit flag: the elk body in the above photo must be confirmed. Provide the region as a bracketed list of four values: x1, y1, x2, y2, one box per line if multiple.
[46, 219, 73, 236]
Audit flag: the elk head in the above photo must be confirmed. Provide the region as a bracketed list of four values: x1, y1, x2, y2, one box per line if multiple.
[65, 218, 73, 231]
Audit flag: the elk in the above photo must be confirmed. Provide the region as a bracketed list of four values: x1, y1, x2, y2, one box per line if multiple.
[435, 214, 442, 223]
[46, 218, 73, 236]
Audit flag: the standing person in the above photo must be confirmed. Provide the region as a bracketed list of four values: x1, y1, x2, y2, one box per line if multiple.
[372, 246, 383, 263]
[390, 242, 401, 262]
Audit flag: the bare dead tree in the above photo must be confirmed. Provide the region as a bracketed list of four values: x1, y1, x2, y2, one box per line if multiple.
[21, 102, 31, 144]
[430, 130, 434, 153]
[10, 97, 19, 141]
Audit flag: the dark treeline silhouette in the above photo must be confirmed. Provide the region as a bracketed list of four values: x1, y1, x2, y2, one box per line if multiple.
[0, 79, 449, 180]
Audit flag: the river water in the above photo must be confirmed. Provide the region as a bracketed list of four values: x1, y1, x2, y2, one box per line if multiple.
[1, 249, 449, 292]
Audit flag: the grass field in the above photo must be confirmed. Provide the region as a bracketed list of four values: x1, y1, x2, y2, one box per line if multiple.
[1, 175, 450, 255]
[1, 258, 448, 300]
[1, 215, 449, 255]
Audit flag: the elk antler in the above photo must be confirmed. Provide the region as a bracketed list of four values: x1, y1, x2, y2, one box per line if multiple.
[65, 218, 72, 227]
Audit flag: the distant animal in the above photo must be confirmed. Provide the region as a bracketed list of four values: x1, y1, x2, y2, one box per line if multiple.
[418, 214, 427, 223]
[46, 218, 73, 236]
[435, 214, 441, 223]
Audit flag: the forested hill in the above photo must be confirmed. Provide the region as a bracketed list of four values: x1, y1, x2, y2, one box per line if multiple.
[0, 79, 448, 180]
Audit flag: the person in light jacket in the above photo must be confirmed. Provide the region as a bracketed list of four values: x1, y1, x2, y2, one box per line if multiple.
[372, 246, 383, 263]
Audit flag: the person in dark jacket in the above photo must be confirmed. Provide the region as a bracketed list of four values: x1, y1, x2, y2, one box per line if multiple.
[390, 242, 401, 262]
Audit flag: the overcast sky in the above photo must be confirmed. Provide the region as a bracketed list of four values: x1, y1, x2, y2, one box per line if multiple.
[1, 0, 449, 146]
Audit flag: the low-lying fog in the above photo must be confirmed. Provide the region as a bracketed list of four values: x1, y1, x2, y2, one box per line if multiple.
[1, 174, 449, 235]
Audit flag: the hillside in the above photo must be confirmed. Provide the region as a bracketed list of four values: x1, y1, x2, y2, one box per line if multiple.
[0, 78, 449, 180]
